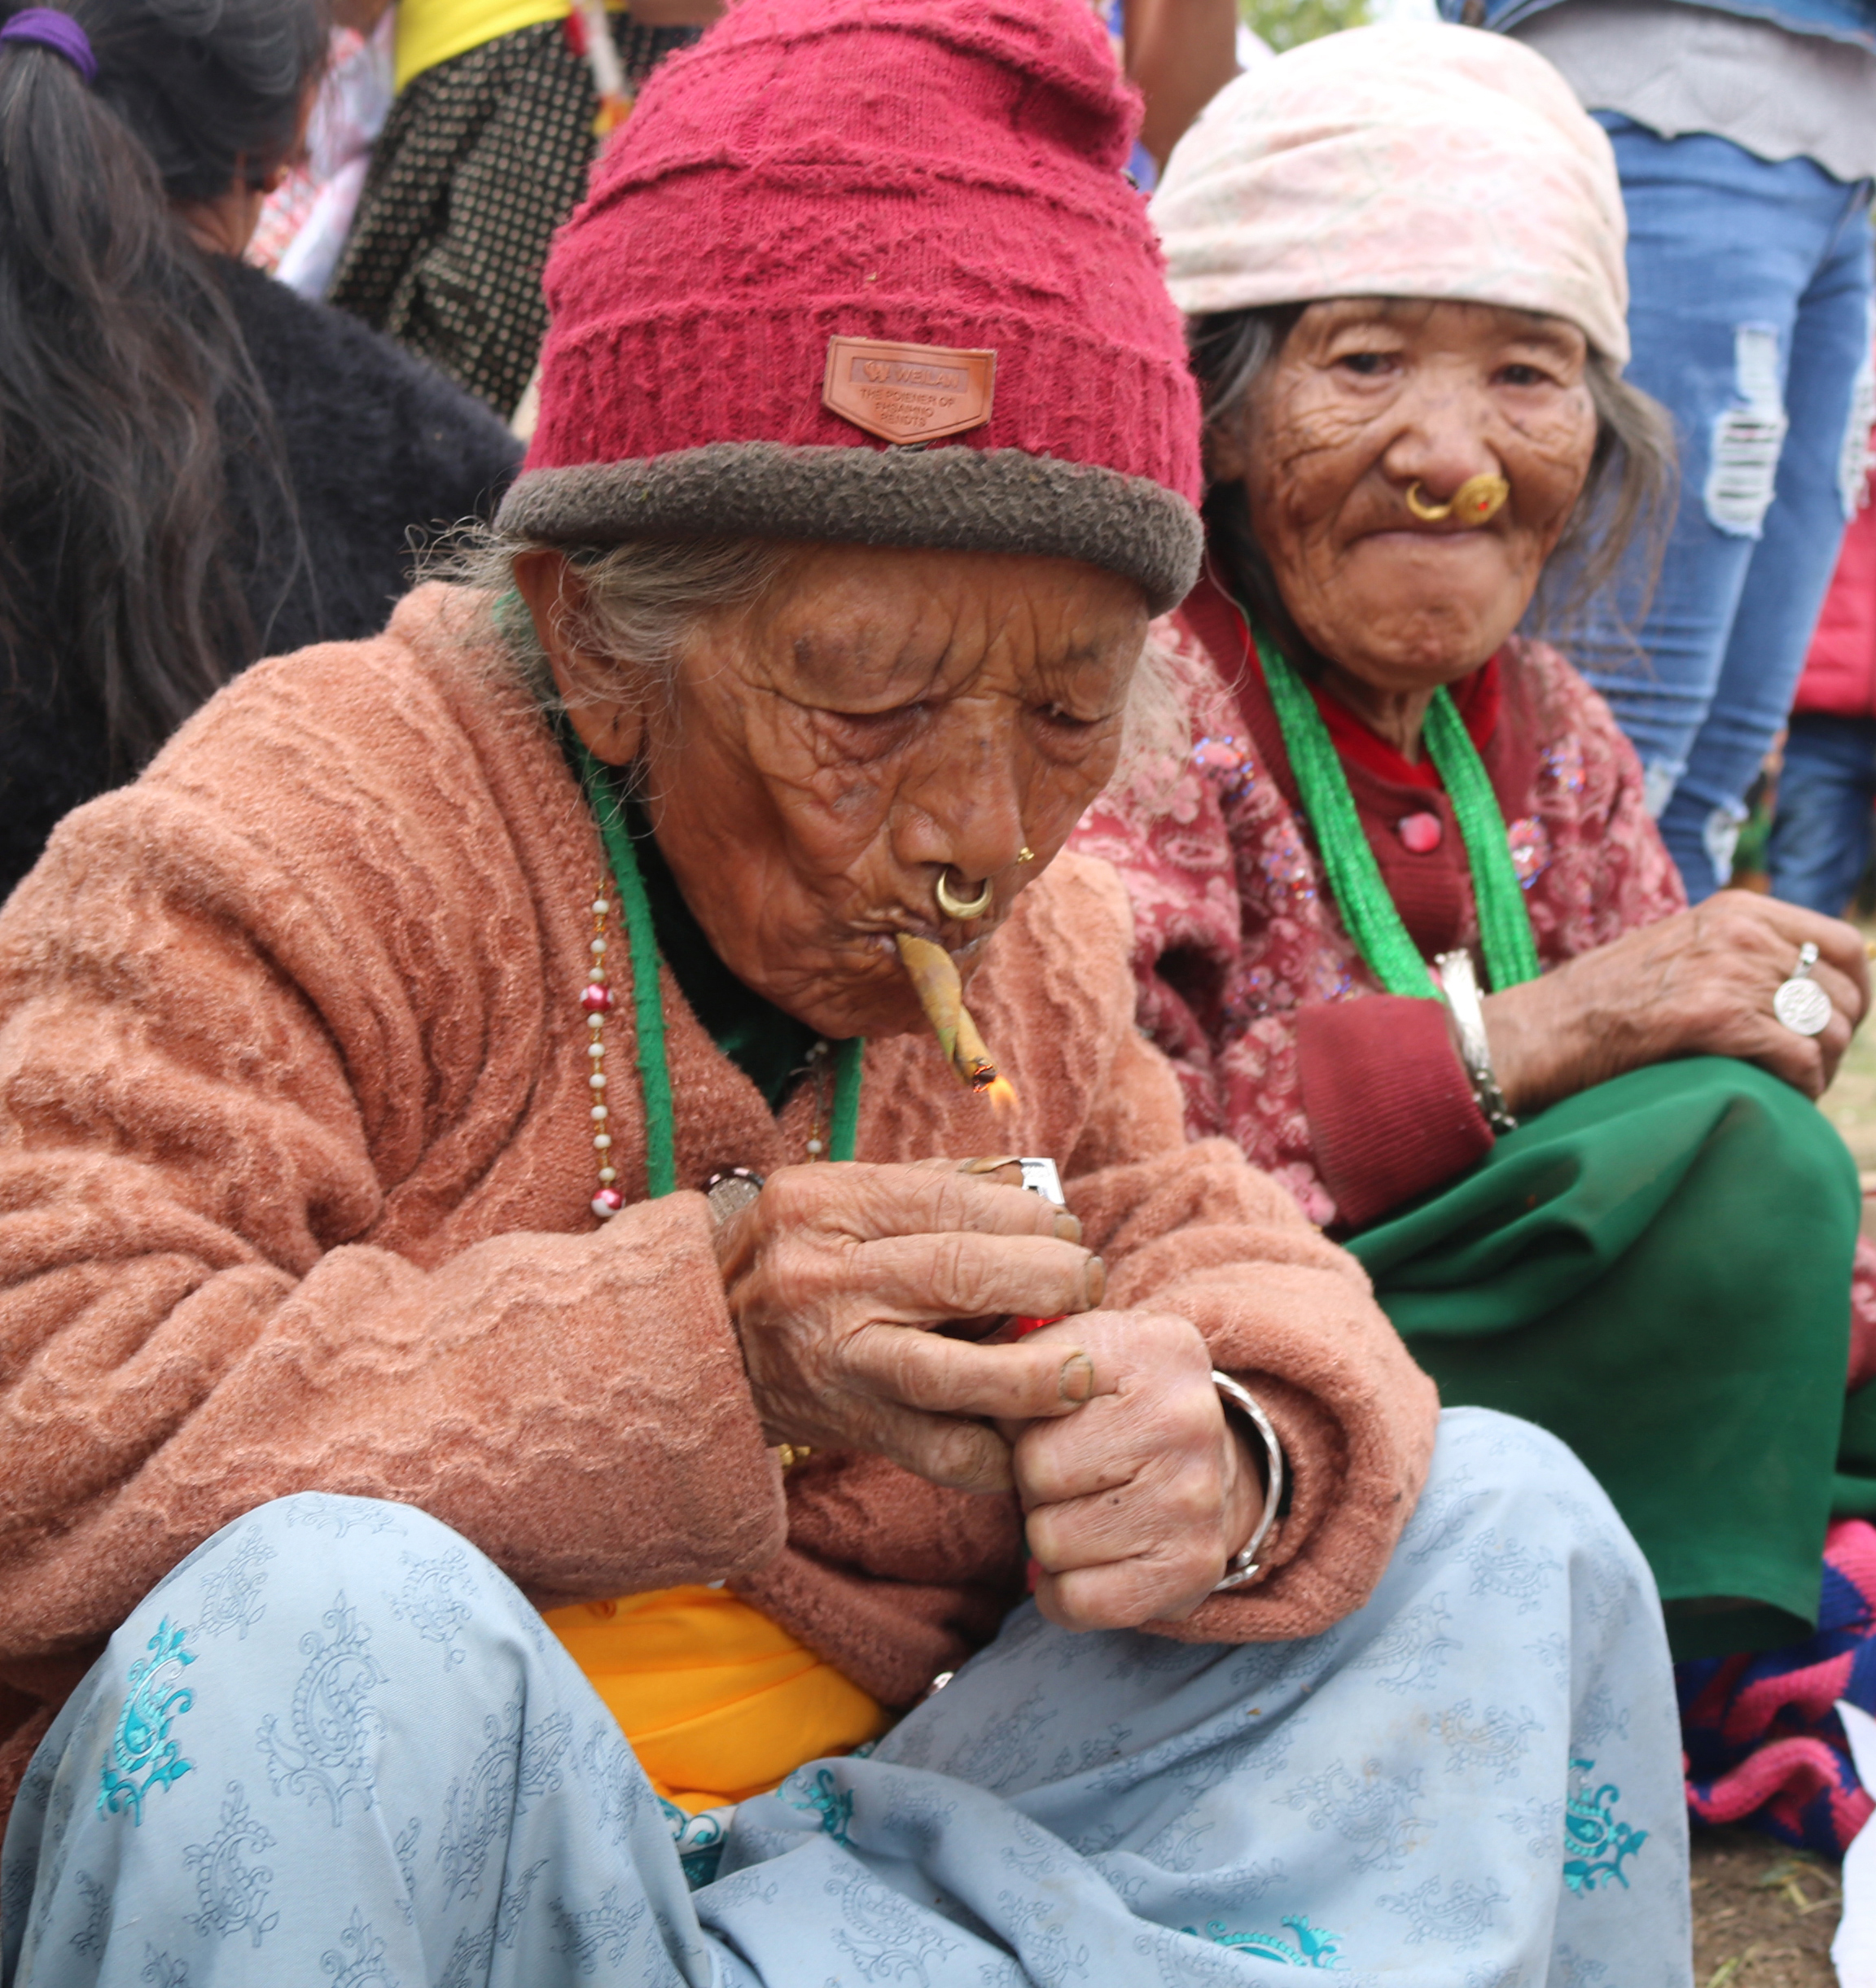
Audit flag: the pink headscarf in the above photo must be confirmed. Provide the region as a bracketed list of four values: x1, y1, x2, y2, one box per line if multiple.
[1151, 22, 1630, 364]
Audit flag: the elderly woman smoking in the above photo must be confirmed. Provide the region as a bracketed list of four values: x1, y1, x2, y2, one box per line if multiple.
[0, 4, 1687, 1982]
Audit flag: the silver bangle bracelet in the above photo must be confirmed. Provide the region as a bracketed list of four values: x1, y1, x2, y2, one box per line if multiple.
[1434, 947, 1518, 1136]
[1212, 1371, 1285, 1593]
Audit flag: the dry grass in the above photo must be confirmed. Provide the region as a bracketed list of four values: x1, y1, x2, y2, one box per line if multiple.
[1820, 1001, 1876, 1185]
[1691, 1830, 1843, 1988]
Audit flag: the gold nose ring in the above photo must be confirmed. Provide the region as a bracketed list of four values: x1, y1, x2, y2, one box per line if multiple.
[935, 868, 994, 921]
[1405, 473, 1510, 527]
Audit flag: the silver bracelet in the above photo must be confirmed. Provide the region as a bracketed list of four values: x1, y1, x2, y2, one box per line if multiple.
[1212, 1371, 1285, 1593]
[1434, 948, 1518, 1136]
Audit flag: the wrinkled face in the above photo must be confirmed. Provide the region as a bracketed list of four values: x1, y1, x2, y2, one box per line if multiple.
[527, 543, 1148, 1038]
[1225, 298, 1599, 694]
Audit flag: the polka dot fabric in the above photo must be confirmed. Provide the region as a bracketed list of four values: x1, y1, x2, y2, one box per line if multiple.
[330, 17, 699, 418]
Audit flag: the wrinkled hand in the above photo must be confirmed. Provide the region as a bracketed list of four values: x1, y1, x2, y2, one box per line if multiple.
[713, 1163, 1107, 1491]
[1483, 891, 1869, 1114]
[1001, 1312, 1264, 1632]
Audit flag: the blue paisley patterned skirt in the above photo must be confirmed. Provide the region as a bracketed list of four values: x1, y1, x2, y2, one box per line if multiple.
[0, 1409, 1691, 1987]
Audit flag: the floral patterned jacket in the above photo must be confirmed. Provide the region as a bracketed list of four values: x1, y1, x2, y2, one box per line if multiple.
[1073, 578, 1697, 1228]
[1082, 568, 1876, 1383]
[1073, 578, 1876, 1379]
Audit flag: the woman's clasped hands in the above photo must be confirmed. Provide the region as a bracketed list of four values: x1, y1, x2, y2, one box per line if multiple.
[713, 1159, 1264, 1631]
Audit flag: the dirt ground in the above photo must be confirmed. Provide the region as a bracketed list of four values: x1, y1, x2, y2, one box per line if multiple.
[1691, 1828, 1843, 1988]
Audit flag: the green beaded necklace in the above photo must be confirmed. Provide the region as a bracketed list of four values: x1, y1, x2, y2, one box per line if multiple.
[1246, 620, 1541, 999]
[581, 747, 863, 1198]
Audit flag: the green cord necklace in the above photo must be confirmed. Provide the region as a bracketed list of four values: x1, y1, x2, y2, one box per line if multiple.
[1245, 618, 1541, 999]
[579, 747, 863, 1203]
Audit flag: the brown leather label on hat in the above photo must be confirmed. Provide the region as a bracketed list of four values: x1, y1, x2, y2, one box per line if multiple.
[822, 337, 997, 445]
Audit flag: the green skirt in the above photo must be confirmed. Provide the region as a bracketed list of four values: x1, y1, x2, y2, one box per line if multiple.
[1346, 1057, 1864, 1659]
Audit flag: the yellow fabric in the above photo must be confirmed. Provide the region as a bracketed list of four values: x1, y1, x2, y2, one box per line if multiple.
[543, 1585, 890, 1814]
[393, 0, 624, 95]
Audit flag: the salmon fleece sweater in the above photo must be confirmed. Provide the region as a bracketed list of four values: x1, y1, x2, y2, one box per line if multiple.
[0, 584, 1439, 1824]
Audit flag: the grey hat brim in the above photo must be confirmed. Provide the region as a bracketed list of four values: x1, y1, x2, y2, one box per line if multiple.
[495, 441, 1202, 616]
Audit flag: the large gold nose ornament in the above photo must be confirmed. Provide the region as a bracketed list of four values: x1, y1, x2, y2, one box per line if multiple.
[1405, 473, 1510, 528]
[935, 868, 994, 921]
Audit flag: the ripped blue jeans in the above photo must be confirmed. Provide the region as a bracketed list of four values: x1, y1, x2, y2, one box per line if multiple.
[1566, 119, 1874, 900]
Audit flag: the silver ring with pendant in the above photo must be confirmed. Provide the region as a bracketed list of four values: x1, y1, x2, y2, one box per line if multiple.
[935, 868, 993, 921]
[1773, 941, 1834, 1038]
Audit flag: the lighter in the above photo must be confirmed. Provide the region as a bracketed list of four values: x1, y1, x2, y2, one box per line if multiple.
[1012, 1155, 1067, 1338]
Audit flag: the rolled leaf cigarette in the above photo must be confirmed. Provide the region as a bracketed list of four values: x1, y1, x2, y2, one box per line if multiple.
[895, 934, 962, 1061]
[953, 1003, 998, 1091]
[896, 933, 1000, 1092]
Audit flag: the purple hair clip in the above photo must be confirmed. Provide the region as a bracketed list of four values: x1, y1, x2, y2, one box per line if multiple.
[0, 7, 97, 84]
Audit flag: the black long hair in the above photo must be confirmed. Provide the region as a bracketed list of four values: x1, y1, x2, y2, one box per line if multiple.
[0, 0, 326, 775]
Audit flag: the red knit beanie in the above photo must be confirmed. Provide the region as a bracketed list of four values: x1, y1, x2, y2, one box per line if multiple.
[497, 0, 1203, 611]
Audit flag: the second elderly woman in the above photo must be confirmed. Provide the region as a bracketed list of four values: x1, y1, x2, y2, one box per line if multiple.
[1078, 22, 1874, 1702]
[0, 3, 1685, 1983]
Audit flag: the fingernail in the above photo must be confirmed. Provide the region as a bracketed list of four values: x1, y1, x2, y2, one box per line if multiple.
[1054, 1211, 1083, 1244]
[962, 1154, 1023, 1175]
[1059, 1354, 1094, 1403]
[1083, 1255, 1106, 1308]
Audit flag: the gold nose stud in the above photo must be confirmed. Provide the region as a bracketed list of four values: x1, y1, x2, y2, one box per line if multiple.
[1017, 846, 1035, 864]
[1405, 473, 1510, 527]
[936, 868, 994, 921]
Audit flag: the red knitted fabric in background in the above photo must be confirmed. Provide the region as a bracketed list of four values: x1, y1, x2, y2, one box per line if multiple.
[1681, 1520, 1876, 1856]
[526, 0, 1200, 501]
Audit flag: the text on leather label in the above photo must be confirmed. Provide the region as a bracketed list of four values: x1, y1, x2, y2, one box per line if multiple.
[822, 337, 997, 444]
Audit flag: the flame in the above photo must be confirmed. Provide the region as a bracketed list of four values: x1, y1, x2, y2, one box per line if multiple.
[984, 1073, 1020, 1120]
